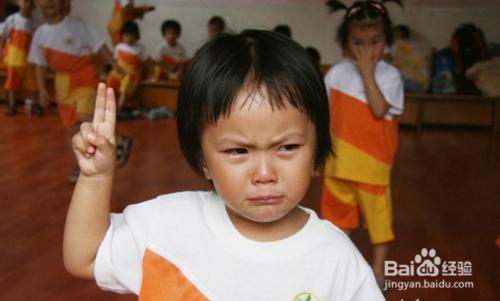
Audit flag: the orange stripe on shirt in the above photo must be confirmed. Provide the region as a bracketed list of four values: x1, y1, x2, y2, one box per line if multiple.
[43, 48, 99, 88]
[8, 28, 33, 52]
[117, 49, 141, 66]
[330, 88, 398, 164]
[139, 249, 208, 301]
[161, 55, 179, 67]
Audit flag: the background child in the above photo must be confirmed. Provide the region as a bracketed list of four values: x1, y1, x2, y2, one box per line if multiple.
[107, 0, 154, 46]
[207, 15, 226, 39]
[0, 0, 39, 116]
[106, 21, 146, 166]
[152, 19, 187, 81]
[28, 0, 122, 183]
[322, 0, 404, 289]
[0, 3, 20, 73]
[63, 30, 384, 300]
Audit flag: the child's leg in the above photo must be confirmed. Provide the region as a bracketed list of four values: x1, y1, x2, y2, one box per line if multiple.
[25, 65, 44, 115]
[5, 67, 20, 115]
[372, 243, 389, 276]
[321, 177, 360, 232]
[5, 91, 16, 115]
[356, 183, 394, 287]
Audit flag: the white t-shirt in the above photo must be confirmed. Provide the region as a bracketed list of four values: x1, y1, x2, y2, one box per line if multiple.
[113, 42, 147, 63]
[324, 59, 404, 119]
[152, 40, 187, 64]
[95, 191, 384, 301]
[3, 12, 38, 37]
[28, 16, 103, 68]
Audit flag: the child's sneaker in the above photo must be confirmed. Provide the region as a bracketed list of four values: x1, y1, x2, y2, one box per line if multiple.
[31, 104, 45, 116]
[116, 136, 133, 167]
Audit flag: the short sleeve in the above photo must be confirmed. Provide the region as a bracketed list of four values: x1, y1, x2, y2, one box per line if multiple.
[3, 15, 14, 33]
[350, 272, 385, 300]
[323, 66, 338, 102]
[81, 21, 104, 53]
[94, 199, 161, 294]
[380, 67, 404, 116]
[28, 28, 47, 66]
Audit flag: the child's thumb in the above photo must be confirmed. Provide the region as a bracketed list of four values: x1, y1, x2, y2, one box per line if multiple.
[89, 134, 116, 158]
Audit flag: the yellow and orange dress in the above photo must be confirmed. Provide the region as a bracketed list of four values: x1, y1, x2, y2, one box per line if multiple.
[2, 12, 38, 94]
[28, 16, 103, 128]
[106, 42, 147, 99]
[321, 59, 404, 244]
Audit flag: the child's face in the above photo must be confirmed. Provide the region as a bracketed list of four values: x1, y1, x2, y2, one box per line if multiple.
[18, 0, 35, 15]
[164, 29, 179, 47]
[208, 24, 222, 39]
[35, 0, 64, 19]
[122, 33, 137, 45]
[201, 86, 316, 227]
[346, 22, 386, 61]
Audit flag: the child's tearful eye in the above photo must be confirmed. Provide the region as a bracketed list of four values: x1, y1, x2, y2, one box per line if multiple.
[224, 148, 248, 157]
[278, 144, 300, 153]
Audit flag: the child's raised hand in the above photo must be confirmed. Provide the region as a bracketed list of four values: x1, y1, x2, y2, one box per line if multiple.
[350, 45, 377, 78]
[72, 83, 117, 177]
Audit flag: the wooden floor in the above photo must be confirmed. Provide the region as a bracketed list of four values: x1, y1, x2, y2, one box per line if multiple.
[1, 107, 499, 301]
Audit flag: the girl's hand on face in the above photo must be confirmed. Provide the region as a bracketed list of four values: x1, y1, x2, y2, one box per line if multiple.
[350, 45, 377, 78]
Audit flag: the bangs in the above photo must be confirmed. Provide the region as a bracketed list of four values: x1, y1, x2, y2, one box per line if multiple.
[199, 36, 310, 126]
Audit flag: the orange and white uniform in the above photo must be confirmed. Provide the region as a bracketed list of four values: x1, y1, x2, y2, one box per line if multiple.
[152, 41, 186, 80]
[28, 16, 103, 128]
[321, 59, 404, 244]
[106, 42, 147, 97]
[2, 12, 38, 93]
[95, 191, 384, 300]
[108, 0, 135, 46]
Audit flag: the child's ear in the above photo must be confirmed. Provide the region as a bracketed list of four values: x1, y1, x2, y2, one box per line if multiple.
[201, 162, 211, 180]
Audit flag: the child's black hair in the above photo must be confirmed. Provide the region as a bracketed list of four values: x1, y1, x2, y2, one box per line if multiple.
[121, 21, 140, 40]
[273, 24, 292, 38]
[177, 30, 332, 176]
[328, 0, 403, 48]
[208, 16, 226, 31]
[3, 3, 20, 20]
[161, 20, 182, 36]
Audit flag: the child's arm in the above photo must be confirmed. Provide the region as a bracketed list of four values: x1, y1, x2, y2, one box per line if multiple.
[35, 65, 50, 107]
[63, 83, 117, 279]
[97, 45, 124, 76]
[351, 46, 390, 119]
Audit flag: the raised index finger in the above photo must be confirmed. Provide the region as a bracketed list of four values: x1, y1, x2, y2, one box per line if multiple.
[93, 82, 107, 130]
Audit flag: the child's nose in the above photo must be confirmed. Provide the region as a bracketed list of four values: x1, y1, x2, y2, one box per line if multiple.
[251, 154, 277, 185]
